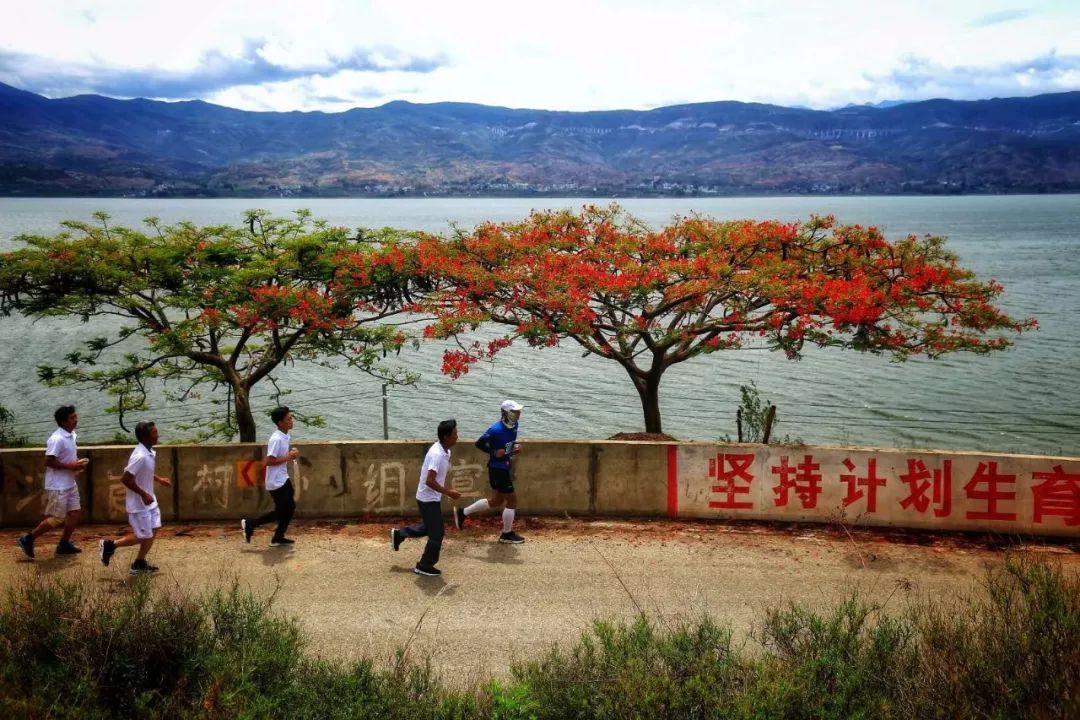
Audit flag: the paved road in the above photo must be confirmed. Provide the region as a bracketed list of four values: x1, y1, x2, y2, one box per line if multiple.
[3, 517, 1076, 682]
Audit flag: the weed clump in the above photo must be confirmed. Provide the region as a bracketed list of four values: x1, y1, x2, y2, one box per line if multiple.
[0, 557, 1075, 719]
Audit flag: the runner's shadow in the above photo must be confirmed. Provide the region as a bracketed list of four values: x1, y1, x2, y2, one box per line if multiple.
[476, 542, 524, 565]
[843, 551, 898, 571]
[239, 547, 296, 566]
[97, 574, 158, 592]
[389, 565, 458, 596]
[415, 574, 456, 597]
[35, 554, 80, 575]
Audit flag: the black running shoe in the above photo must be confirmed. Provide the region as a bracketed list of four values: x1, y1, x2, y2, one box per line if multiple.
[99, 539, 116, 566]
[390, 528, 403, 552]
[414, 564, 441, 576]
[241, 518, 254, 544]
[270, 537, 295, 547]
[130, 559, 159, 575]
[55, 540, 82, 555]
[499, 531, 525, 544]
[16, 534, 35, 559]
[453, 506, 466, 530]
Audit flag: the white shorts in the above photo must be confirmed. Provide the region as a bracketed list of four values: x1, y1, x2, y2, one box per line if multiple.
[44, 487, 81, 518]
[128, 506, 162, 540]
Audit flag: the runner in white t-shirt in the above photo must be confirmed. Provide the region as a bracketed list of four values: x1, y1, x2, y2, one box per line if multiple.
[16, 405, 90, 560]
[390, 419, 462, 576]
[240, 406, 300, 547]
[98, 421, 172, 575]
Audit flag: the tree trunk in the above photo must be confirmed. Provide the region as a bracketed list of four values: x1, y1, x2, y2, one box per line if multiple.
[628, 368, 664, 434]
[234, 385, 257, 443]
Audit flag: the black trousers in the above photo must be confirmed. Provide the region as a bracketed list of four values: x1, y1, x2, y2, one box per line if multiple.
[399, 500, 443, 567]
[250, 479, 296, 539]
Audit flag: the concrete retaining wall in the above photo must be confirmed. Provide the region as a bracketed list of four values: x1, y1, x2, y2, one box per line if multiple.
[1, 441, 1077, 537]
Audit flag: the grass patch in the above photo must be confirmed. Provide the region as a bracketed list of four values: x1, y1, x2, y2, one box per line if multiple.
[0, 577, 474, 720]
[0, 557, 1076, 719]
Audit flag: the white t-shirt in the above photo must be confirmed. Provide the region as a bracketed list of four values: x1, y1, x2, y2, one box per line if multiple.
[44, 427, 79, 491]
[416, 441, 451, 503]
[265, 429, 291, 491]
[124, 443, 158, 514]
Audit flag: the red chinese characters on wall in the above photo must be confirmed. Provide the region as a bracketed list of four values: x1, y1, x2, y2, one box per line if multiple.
[771, 455, 823, 509]
[962, 461, 1017, 521]
[899, 459, 953, 518]
[840, 457, 887, 513]
[708, 453, 755, 509]
[696, 450, 1077, 527]
[1031, 465, 1080, 527]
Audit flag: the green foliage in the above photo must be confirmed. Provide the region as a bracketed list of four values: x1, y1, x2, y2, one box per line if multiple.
[0, 543, 1075, 720]
[487, 681, 541, 720]
[749, 595, 918, 718]
[906, 556, 1080, 719]
[738, 381, 771, 442]
[0, 404, 27, 447]
[722, 381, 801, 445]
[1, 210, 423, 441]
[0, 576, 472, 720]
[512, 615, 744, 719]
[508, 558, 1078, 720]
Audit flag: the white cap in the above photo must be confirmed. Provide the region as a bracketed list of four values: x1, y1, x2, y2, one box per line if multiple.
[500, 399, 523, 412]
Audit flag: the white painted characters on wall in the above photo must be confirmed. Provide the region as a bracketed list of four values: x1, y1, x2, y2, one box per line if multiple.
[193, 463, 232, 510]
[107, 470, 127, 517]
[448, 459, 484, 495]
[363, 461, 406, 513]
[12, 463, 44, 513]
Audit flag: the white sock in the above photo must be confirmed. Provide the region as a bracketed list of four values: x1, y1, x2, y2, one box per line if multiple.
[502, 508, 515, 533]
[464, 498, 489, 516]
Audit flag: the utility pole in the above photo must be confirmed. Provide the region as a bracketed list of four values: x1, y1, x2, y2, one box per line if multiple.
[382, 384, 389, 440]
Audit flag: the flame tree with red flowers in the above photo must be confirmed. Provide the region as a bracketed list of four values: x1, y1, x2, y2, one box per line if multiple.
[0, 210, 420, 441]
[417, 205, 1035, 435]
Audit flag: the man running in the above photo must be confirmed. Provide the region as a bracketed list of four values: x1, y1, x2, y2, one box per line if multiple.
[241, 406, 299, 547]
[16, 405, 89, 559]
[391, 419, 462, 576]
[99, 421, 171, 574]
[455, 399, 525, 544]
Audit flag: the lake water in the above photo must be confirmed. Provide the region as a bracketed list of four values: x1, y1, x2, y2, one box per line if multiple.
[1, 195, 1078, 456]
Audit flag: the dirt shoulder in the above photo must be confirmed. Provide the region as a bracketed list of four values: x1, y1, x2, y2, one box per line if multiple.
[3, 517, 1077, 681]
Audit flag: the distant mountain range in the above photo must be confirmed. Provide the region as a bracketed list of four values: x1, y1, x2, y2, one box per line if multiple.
[838, 100, 912, 110]
[1, 82, 1079, 197]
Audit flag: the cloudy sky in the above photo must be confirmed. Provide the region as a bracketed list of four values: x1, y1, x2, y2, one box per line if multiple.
[2, 0, 1079, 113]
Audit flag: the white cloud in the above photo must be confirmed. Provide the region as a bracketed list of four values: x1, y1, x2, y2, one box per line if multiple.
[864, 51, 1080, 102]
[0, 0, 1078, 111]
